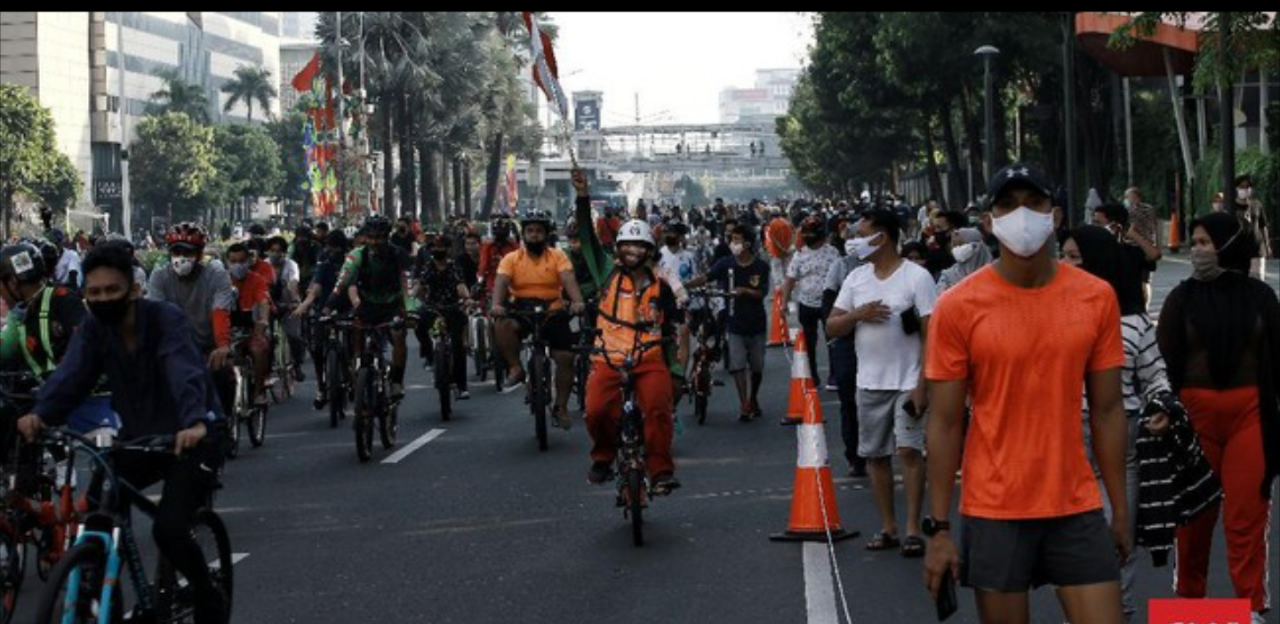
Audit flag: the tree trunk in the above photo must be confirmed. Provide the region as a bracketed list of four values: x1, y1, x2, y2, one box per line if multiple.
[481, 131, 504, 219]
[417, 141, 432, 224]
[381, 96, 395, 218]
[992, 83, 1010, 173]
[452, 156, 463, 219]
[397, 93, 417, 221]
[440, 148, 452, 219]
[959, 86, 984, 189]
[462, 157, 472, 218]
[940, 99, 965, 207]
[922, 115, 947, 210]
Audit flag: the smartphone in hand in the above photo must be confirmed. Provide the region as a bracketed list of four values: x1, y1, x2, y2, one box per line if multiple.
[936, 567, 958, 621]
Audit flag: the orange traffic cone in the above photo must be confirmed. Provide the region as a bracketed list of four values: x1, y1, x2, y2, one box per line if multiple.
[770, 360, 857, 542]
[780, 331, 815, 427]
[767, 288, 788, 347]
[1168, 210, 1182, 252]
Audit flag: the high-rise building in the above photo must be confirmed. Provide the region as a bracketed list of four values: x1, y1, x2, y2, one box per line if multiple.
[1, 12, 282, 231]
[279, 12, 317, 43]
[718, 68, 799, 124]
[279, 42, 319, 114]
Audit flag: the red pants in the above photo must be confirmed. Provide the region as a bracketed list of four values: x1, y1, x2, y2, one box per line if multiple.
[585, 358, 674, 477]
[1176, 387, 1272, 613]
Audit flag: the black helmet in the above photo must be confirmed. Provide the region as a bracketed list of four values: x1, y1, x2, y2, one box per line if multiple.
[247, 223, 267, 237]
[0, 242, 47, 285]
[521, 209, 554, 231]
[363, 215, 392, 237]
[324, 230, 350, 251]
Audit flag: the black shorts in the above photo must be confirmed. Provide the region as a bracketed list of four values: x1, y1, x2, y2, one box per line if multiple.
[511, 310, 575, 352]
[357, 301, 404, 327]
[960, 510, 1120, 592]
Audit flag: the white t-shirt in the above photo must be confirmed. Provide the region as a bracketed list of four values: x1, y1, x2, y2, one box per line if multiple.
[659, 247, 696, 308]
[834, 260, 937, 391]
[55, 248, 82, 286]
[786, 244, 840, 308]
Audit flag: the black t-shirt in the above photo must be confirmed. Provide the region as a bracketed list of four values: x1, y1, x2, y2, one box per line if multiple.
[313, 256, 351, 314]
[706, 256, 771, 335]
[417, 260, 465, 308]
[455, 252, 479, 290]
[13, 286, 86, 373]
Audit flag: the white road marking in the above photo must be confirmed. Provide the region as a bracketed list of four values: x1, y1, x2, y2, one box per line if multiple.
[803, 542, 839, 624]
[381, 428, 447, 464]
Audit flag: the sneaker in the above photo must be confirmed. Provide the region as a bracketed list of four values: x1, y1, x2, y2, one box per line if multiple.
[501, 369, 527, 394]
[651, 472, 681, 495]
[458, 390, 471, 400]
[313, 395, 328, 410]
[553, 405, 573, 430]
[825, 381, 839, 392]
[587, 461, 614, 485]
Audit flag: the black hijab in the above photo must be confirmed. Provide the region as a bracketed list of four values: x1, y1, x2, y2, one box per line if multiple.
[1067, 225, 1145, 316]
[1181, 212, 1261, 388]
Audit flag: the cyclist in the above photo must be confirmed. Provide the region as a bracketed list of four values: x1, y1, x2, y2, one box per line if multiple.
[225, 243, 273, 405]
[458, 231, 482, 292]
[480, 215, 520, 306]
[18, 243, 228, 624]
[289, 223, 321, 295]
[267, 235, 306, 381]
[147, 223, 239, 417]
[329, 216, 411, 398]
[391, 216, 416, 257]
[48, 228, 83, 288]
[491, 209, 587, 429]
[414, 235, 474, 400]
[596, 204, 623, 253]
[584, 217, 681, 494]
[294, 230, 352, 409]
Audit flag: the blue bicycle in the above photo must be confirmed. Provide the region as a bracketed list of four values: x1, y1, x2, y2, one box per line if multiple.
[32, 429, 232, 624]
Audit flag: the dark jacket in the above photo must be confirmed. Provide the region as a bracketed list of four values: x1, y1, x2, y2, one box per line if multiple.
[34, 298, 223, 438]
[1135, 392, 1223, 566]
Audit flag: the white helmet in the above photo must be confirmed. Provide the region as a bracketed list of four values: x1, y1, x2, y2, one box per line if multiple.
[616, 219, 654, 247]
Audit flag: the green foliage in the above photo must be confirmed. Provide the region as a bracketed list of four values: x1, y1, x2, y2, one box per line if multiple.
[1109, 13, 1279, 94]
[221, 65, 278, 122]
[1191, 147, 1279, 223]
[30, 151, 80, 212]
[128, 112, 217, 222]
[0, 84, 82, 235]
[146, 69, 210, 124]
[266, 112, 310, 206]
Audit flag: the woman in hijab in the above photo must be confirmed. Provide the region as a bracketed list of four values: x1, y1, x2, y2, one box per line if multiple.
[1157, 212, 1279, 621]
[936, 228, 993, 295]
[1063, 224, 1175, 621]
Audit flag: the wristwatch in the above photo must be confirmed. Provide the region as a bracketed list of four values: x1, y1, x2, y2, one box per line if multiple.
[922, 516, 951, 537]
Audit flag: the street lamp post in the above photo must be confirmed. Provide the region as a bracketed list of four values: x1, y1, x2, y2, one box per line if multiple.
[975, 45, 1000, 184]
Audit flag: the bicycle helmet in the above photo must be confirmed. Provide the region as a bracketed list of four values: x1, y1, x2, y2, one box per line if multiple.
[521, 209, 554, 231]
[0, 242, 47, 285]
[616, 220, 654, 248]
[165, 223, 208, 252]
[363, 215, 393, 238]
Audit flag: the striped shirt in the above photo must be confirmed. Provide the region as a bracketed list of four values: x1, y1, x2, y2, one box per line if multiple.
[1120, 313, 1169, 413]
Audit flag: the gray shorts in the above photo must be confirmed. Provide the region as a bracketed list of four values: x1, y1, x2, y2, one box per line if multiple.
[855, 388, 925, 458]
[960, 510, 1121, 592]
[726, 332, 765, 374]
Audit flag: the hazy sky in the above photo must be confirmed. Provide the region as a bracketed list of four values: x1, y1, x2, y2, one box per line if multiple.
[545, 12, 814, 126]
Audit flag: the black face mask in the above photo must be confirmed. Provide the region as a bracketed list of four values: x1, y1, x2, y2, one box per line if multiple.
[431, 250, 449, 261]
[803, 234, 822, 246]
[525, 240, 546, 254]
[88, 295, 131, 326]
[665, 236, 680, 247]
[933, 231, 951, 247]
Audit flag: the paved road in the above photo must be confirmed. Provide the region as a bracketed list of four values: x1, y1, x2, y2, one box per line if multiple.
[9, 256, 1279, 623]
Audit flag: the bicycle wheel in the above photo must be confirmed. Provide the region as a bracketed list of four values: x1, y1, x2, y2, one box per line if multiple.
[628, 468, 645, 547]
[434, 340, 452, 422]
[354, 367, 376, 462]
[226, 368, 247, 459]
[0, 524, 23, 624]
[247, 405, 267, 448]
[531, 351, 548, 452]
[32, 540, 121, 624]
[694, 365, 711, 425]
[326, 348, 344, 429]
[155, 508, 233, 624]
[472, 319, 488, 382]
[574, 351, 589, 413]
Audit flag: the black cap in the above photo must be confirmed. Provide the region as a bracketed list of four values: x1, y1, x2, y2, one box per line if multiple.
[987, 163, 1054, 208]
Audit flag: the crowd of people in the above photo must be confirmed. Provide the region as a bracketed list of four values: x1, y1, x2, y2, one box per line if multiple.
[0, 161, 1274, 623]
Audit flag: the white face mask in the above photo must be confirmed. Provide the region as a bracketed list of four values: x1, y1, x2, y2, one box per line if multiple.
[846, 232, 883, 260]
[172, 256, 196, 277]
[951, 242, 978, 264]
[729, 242, 746, 257]
[991, 206, 1055, 258]
[1238, 187, 1251, 200]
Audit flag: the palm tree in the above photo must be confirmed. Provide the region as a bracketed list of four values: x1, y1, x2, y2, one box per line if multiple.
[221, 65, 278, 122]
[147, 69, 210, 123]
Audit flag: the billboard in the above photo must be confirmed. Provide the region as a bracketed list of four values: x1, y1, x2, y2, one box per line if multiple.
[575, 98, 600, 132]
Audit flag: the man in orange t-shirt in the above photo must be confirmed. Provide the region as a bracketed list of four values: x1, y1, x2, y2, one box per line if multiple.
[921, 164, 1129, 624]
[491, 209, 586, 429]
[225, 242, 272, 405]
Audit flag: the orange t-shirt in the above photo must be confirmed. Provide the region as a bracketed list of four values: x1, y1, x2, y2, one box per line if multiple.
[925, 263, 1124, 520]
[233, 272, 269, 312]
[765, 218, 794, 258]
[497, 247, 573, 308]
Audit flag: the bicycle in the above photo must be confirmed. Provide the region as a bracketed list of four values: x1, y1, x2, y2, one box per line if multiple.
[501, 302, 573, 452]
[578, 337, 671, 547]
[415, 301, 468, 422]
[227, 331, 268, 457]
[686, 288, 732, 425]
[266, 306, 297, 405]
[32, 429, 232, 624]
[351, 317, 402, 462]
[317, 313, 354, 429]
[571, 300, 599, 415]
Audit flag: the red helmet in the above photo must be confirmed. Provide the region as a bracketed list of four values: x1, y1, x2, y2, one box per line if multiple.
[166, 222, 208, 251]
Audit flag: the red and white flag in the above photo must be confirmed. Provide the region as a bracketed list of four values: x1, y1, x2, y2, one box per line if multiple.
[523, 12, 569, 122]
